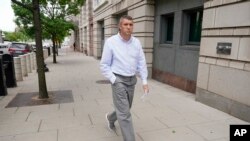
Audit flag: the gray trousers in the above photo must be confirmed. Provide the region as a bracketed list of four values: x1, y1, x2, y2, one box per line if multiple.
[108, 74, 137, 141]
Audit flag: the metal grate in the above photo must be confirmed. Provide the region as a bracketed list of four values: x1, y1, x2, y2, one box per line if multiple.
[5, 90, 73, 108]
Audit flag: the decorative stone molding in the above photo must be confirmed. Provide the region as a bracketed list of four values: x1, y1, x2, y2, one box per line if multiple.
[204, 0, 245, 9]
[200, 56, 250, 72]
[202, 27, 250, 36]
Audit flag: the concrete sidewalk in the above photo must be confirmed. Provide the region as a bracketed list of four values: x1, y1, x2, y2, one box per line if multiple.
[0, 47, 249, 141]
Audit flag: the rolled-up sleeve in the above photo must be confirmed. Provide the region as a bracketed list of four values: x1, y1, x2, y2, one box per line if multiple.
[100, 40, 116, 84]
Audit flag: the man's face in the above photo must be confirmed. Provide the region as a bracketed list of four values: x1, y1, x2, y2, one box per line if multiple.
[119, 18, 133, 36]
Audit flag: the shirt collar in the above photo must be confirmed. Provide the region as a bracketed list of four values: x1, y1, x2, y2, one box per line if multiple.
[118, 32, 132, 43]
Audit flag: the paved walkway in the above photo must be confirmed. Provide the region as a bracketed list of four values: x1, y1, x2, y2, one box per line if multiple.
[0, 47, 249, 141]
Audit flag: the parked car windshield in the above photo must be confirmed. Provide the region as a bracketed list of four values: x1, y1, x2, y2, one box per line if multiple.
[11, 43, 27, 49]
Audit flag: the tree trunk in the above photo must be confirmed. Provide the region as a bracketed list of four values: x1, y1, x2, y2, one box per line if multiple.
[33, 0, 48, 98]
[52, 34, 57, 63]
[56, 41, 59, 56]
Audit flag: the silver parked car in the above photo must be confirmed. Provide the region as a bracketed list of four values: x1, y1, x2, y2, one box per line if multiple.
[0, 42, 10, 54]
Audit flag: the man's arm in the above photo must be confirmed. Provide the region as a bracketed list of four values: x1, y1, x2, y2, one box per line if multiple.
[137, 41, 148, 84]
[137, 40, 149, 93]
[100, 40, 116, 84]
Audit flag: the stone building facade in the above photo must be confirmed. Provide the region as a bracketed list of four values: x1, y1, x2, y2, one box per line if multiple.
[76, 0, 250, 121]
[68, 14, 80, 51]
[196, 0, 250, 122]
[79, 0, 94, 55]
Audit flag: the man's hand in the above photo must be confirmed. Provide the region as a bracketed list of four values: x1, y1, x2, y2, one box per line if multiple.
[143, 84, 149, 94]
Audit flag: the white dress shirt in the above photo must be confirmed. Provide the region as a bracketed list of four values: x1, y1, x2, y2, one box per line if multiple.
[100, 33, 148, 85]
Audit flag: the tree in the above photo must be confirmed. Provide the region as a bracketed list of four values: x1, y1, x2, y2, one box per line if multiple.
[11, 0, 85, 98]
[40, 0, 84, 63]
[12, 0, 48, 98]
[12, 0, 85, 63]
[42, 17, 75, 63]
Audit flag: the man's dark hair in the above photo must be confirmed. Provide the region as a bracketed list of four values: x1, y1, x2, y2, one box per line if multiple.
[119, 15, 133, 24]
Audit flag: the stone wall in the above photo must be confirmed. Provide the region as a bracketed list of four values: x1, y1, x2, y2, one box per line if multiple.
[196, 0, 250, 122]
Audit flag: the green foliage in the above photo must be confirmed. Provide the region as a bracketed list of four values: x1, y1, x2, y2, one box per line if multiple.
[3, 32, 18, 41]
[11, 0, 85, 42]
[12, 0, 35, 38]
[3, 30, 30, 42]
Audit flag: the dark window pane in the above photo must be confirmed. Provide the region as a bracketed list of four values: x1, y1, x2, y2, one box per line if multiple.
[188, 10, 203, 43]
[161, 14, 174, 44]
[166, 16, 174, 42]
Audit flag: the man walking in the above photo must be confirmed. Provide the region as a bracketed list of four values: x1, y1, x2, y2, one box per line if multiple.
[100, 15, 149, 141]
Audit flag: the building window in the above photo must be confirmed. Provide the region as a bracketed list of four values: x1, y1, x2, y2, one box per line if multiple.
[94, 0, 101, 6]
[93, 0, 107, 10]
[183, 8, 203, 45]
[161, 13, 174, 44]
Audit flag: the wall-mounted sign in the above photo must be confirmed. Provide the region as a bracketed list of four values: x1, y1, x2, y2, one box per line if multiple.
[216, 42, 232, 55]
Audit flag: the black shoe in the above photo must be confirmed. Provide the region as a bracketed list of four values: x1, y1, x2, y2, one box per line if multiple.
[105, 113, 115, 131]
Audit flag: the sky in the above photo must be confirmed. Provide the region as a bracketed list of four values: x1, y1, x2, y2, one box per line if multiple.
[0, 0, 16, 32]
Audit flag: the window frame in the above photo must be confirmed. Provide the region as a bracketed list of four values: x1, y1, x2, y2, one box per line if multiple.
[160, 13, 175, 45]
[181, 7, 203, 46]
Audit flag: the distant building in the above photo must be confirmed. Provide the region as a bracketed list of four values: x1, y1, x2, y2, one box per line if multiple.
[66, 14, 80, 51]
[79, 0, 94, 55]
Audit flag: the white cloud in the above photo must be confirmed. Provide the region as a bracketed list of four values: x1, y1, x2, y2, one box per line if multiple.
[0, 0, 16, 32]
